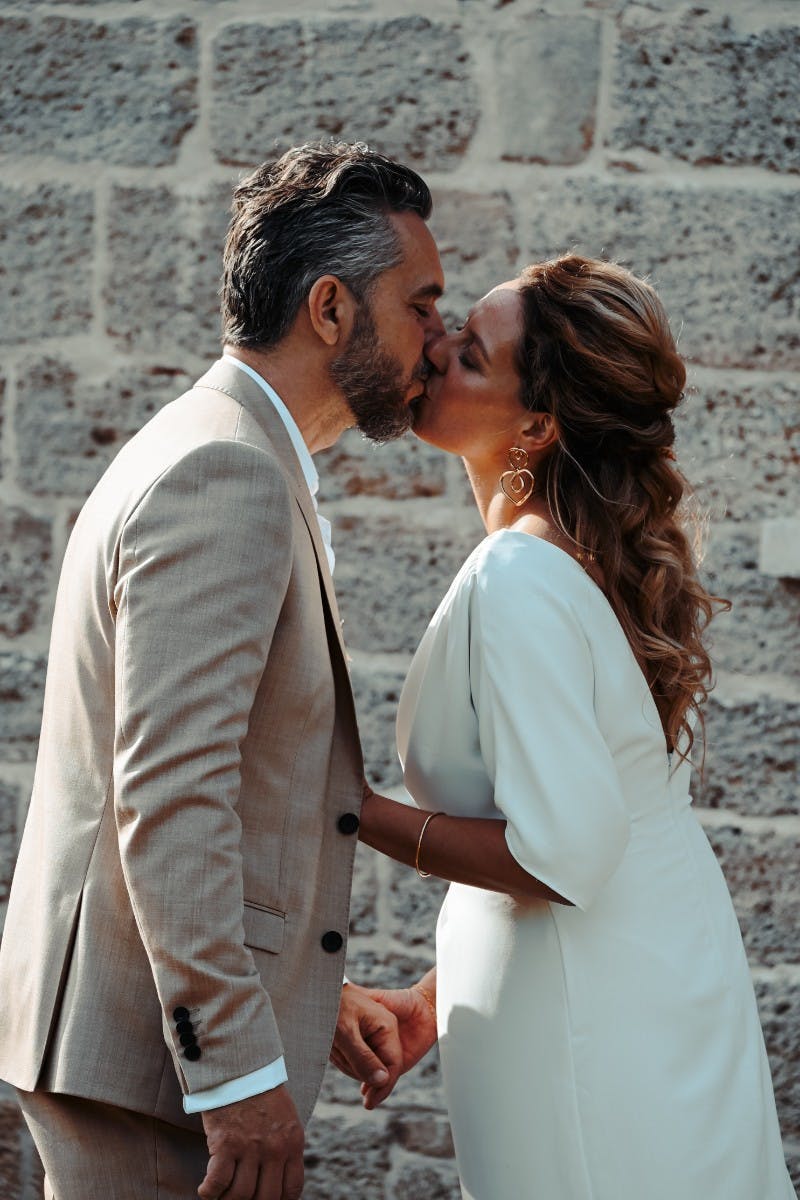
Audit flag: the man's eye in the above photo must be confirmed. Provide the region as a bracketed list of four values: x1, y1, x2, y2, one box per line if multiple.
[414, 305, 431, 318]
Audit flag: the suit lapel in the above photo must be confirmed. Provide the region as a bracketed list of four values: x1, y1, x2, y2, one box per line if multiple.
[193, 360, 349, 663]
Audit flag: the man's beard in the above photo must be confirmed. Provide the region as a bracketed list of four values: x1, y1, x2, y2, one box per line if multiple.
[330, 301, 426, 444]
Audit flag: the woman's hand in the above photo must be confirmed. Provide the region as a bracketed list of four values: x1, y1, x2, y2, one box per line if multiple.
[356, 984, 438, 1109]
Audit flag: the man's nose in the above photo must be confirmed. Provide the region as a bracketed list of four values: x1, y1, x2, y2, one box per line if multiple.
[424, 306, 446, 344]
[424, 330, 449, 374]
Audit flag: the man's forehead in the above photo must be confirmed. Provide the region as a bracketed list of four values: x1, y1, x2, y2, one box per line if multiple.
[388, 210, 444, 294]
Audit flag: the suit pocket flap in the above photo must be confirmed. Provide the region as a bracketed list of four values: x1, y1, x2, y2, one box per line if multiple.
[243, 903, 285, 955]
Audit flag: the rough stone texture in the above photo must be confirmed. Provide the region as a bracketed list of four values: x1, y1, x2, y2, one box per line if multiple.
[699, 523, 800, 680]
[0, 1098, 22, 1200]
[15, 358, 193, 497]
[755, 974, 800, 1141]
[304, 1113, 391, 1199]
[389, 1111, 455, 1158]
[349, 842, 379, 939]
[0, 506, 52, 637]
[106, 182, 230, 356]
[694, 690, 800, 817]
[389, 859, 448, 948]
[212, 18, 478, 169]
[392, 1160, 462, 1200]
[525, 177, 800, 369]
[496, 14, 601, 164]
[760, 518, 800, 579]
[0, 184, 93, 345]
[675, 376, 800, 521]
[350, 659, 407, 790]
[612, 9, 800, 174]
[0, 652, 47, 763]
[333, 506, 483, 654]
[0, 781, 19, 904]
[429, 190, 519, 327]
[318, 431, 448, 502]
[0, 16, 197, 166]
[705, 824, 800, 967]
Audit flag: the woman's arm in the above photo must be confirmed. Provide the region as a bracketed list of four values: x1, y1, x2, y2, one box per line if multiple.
[358, 786, 571, 905]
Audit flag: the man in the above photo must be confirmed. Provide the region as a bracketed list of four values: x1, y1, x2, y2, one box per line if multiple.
[0, 141, 444, 1199]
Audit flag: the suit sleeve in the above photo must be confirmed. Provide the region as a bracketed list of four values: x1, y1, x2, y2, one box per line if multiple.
[112, 438, 294, 1095]
[469, 548, 630, 911]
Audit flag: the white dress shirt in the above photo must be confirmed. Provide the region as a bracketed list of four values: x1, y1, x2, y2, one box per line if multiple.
[184, 356, 335, 1114]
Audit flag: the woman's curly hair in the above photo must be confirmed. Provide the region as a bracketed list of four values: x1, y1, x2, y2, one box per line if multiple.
[517, 254, 729, 759]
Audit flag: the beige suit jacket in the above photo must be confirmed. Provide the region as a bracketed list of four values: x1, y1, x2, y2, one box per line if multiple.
[0, 359, 364, 1130]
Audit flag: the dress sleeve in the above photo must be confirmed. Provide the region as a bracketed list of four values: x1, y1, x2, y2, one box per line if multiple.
[468, 546, 630, 910]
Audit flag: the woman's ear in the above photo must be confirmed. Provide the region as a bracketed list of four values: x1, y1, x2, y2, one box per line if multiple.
[520, 411, 559, 455]
[307, 275, 356, 347]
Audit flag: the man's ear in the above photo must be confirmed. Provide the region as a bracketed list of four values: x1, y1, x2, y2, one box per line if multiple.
[307, 275, 356, 347]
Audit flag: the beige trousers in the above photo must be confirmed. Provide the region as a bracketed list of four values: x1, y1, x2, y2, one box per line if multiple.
[17, 1089, 208, 1200]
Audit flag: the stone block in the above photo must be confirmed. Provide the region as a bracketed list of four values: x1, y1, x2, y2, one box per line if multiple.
[392, 1160, 462, 1200]
[15, 358, 193, 498]
[304, 1112, 390, 1199]
[318, 430, 448, 502]
[344, 947, 433, 993]
[430, 190, 519, 328]
[0, 780, 19, 905]
[212, 18, 478, 169]
[675, 377, 800, 521]
[0, 506, 52, 637]
[349, 841, 379, 939]
[0, 184, 93, 345]
[0, 1098, 22, 1200]
[495, 14, 601, 164]
[333, 505, 483, 655]
[704, 823, 800, 968]
[0, 16, 197, 165]
[389, 1111, 455, 1158]
[760, 519, 800, 579]
[0, 651, 46, 762]
[698, 522, 800, 680]
[349, 659, 407, 790]
[612, 9, 800, 174]
[694, 690, 800, 818]
[389, 858, 448, 949]
[523, 177, 800, 369]
[106, 182, 231, 356]
[754, 973, 800, 1141]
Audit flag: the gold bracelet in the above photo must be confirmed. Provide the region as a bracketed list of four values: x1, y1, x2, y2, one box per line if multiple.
[413, 982, 437, 1023]
[415, 811, 444, 879]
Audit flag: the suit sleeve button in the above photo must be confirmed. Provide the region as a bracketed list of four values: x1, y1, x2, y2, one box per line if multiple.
[173, 1006, 190, 1022]
[184, 1044, 202, 1061]
[321, 930, 344, 953]
[180, 1032, 198, 1047]
[337, 813, 360, 835]
[176, 1020, 193, 1035]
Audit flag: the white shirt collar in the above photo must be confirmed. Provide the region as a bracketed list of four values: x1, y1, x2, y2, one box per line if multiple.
[222, 354, 318, 498]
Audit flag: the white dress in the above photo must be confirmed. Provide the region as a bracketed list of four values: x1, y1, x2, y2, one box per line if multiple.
[396, 529, 795, 1200]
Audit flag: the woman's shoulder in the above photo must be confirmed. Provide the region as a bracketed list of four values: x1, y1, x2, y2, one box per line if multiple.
[469, 528, 595, 599]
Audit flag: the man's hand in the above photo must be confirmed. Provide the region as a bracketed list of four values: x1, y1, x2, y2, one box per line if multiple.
[358, 985, 438, 1109]
[198, 1085, 304, 1200]
[330, 982, 402, 1095]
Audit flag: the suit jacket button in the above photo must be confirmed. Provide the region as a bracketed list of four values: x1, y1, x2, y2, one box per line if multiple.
[180, 1032, 198, 1047]
[173, 1006, 190, 1022]
[321, 930, 343, 953]
[176, 1020, 193, 1035]
[337, 813, 359, 835]
[184, 1044, 202, 1062]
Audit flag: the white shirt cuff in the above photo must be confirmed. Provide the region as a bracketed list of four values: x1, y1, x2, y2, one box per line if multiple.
[182, 1056, 288, 1114]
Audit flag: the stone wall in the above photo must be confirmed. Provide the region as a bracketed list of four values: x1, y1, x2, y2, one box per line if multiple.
[1, 0, 798, 1195]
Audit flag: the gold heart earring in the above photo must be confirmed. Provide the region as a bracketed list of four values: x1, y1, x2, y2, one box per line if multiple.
[499, 446, 535, 507]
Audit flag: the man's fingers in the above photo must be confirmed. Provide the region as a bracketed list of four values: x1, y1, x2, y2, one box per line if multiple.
[347, 1033, 393, 1088]
[222, 1159, 258, 1200]
[198, 1152, 235, 1199]
[329, 1046, 359, 1080]
[281, 1152, 305, 1200]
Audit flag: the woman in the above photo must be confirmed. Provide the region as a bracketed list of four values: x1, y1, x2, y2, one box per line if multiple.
[342, 256, 795, 1199]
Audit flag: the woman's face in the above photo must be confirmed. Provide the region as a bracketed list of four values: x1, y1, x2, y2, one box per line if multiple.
[412, 281, 528, 462]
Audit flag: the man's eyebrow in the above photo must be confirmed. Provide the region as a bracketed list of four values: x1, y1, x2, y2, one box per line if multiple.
[411, 282, 444, 300]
